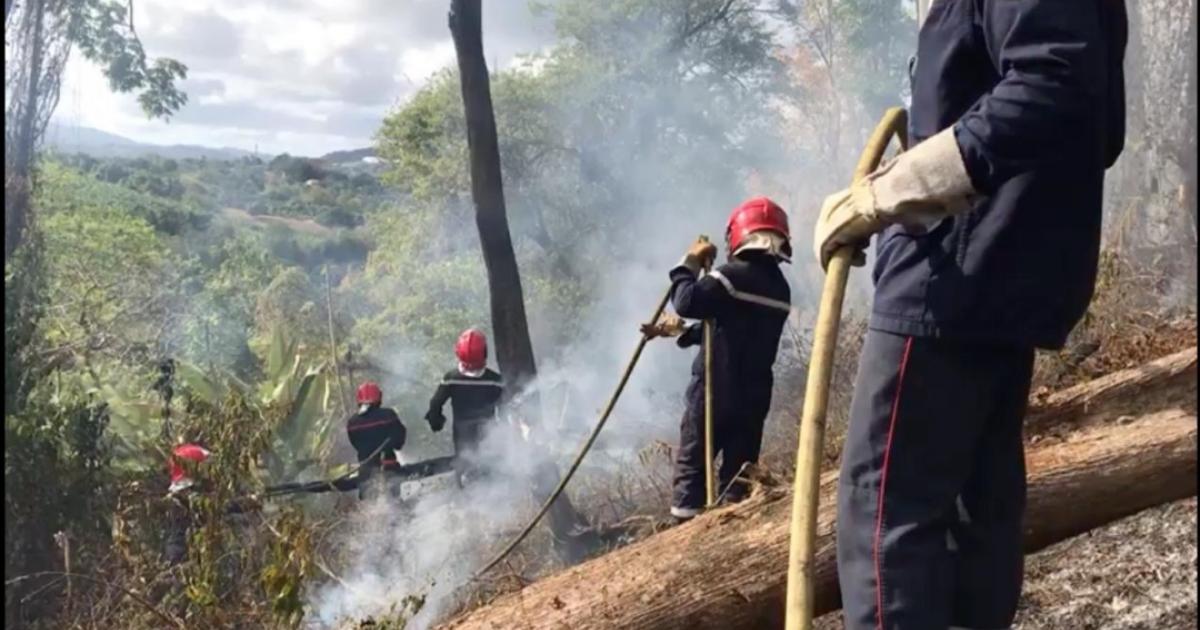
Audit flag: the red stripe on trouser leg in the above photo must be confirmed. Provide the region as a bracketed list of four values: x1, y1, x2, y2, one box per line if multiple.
[874, 336, 914, 630]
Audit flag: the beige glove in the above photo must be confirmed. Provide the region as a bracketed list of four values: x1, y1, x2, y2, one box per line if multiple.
[813, 127, 976, 270]
[640, 312, 687, 339]
[676, 238, 718, 275]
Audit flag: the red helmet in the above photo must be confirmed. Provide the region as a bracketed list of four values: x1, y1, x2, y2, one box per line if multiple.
[168, 443, 211, 489]
[455, 328, 488, 371]
[726, 196, 790, 254]
[356, 381, 383, 405]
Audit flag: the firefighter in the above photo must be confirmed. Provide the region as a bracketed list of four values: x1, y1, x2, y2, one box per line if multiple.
[424, 328, 504, 483]
[643, 196, 792, 522]
[345, 381, 407, 500]
[162, 438, 259, 565]
[814, 3, 1127, 628]
[164, 442, 211, 565]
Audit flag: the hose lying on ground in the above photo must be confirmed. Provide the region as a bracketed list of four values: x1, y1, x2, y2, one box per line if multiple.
[262, 455, 458, 498]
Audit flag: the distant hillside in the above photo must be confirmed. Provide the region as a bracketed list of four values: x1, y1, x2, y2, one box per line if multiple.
[320, 147, 377, 163]
[44, 122, 256, 161]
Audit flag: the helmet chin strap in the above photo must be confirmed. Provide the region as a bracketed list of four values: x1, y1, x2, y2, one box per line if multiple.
[733, 230, 792, 262]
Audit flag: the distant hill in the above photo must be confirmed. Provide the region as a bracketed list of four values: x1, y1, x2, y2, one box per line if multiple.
[44, 122, 256, 161]
[320, 147, 377, 163]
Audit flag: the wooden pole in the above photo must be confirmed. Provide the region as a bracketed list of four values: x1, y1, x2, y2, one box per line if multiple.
[701, 235, 717, 508]
[324, 265, 350, 417]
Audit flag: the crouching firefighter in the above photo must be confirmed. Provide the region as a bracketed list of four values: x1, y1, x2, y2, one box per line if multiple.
[164, 442, 211, 565]
[425, 328, 504, 484]
[643, 197, 792, 522]
[346, 381, 407, 500]
[163, 441, 256, 565]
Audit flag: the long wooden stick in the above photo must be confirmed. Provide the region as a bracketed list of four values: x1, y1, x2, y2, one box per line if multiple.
[701, 235, 717, 508]
[324, 265, 350, 417]
[784, 107, 909, 630]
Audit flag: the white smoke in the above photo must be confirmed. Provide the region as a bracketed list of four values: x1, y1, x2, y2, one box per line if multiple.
[304, 2, 858, 625]
[310, 391, 650, 628]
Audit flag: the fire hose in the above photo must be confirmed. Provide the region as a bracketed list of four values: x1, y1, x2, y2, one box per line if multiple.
[783, 107, 909, 630]
[472, 280, 676, 578]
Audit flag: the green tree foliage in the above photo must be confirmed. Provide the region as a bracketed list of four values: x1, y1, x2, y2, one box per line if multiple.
[39, 161, 208, 234]
[182, 234, 282, 379]
[5, 398, 115, 625]
[4, 234, 47, 414]
[39, 183, 185, 389]
[268, 153, 326, 184]
[64, 0, 189, 119]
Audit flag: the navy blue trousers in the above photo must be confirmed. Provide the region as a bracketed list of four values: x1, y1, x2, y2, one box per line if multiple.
[837, 330, 1034, 630]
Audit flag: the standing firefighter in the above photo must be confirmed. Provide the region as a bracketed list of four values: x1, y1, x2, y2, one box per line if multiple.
[346, 381, 407, 499]
[425, 328, 504, 482]
[814, 2, 1127, 628]
[643, 197, 792, 521]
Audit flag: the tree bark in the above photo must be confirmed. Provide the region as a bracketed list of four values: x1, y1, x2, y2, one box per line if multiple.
[1024, 346, 1196, 435]
[441, 356, 1198, 630]
[447, 0, 537, 394]
[447, 0, 595, 561]
[5, 0, 46, 263]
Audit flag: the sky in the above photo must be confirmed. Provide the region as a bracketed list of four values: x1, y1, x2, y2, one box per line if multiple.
[53, 0, 559, 157]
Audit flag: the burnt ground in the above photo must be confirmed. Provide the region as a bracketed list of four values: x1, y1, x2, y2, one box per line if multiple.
[1014, 497, 1197, 629]
[816, 497, 1197, 629]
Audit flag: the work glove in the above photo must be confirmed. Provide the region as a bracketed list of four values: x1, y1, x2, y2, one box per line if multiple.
[813, 127, 976, 270]
[676, 238, 718, 275]
[425, 411, 446, 433]
[639, 312, 687, 339]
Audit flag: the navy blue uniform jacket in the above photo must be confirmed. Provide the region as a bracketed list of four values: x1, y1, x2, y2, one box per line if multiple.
[670, 253, 791, 419]
[873, 0, 1127, 349]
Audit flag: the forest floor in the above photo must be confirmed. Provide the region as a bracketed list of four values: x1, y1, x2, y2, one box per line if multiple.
[811, 497, 1198, 629]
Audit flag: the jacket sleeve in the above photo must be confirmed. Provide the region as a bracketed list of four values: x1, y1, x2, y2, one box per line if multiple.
[669, 264, 734, 320]
[676, 323, 703, 348]
[425, 379, 451, 429]
[389, 410, 407, 451]
[954, 0, 1111, 192]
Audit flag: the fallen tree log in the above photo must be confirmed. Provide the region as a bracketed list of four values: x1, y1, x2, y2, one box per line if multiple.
[442, 408, 1197, 629]
[1024, 346, 1196, 434]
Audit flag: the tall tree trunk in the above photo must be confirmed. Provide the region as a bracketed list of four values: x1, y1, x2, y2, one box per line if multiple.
[447, 0, 596, 562]
[1182, 0, 1198, 269]
[447, 0, 537, 393]
[5, 0, 46, 263]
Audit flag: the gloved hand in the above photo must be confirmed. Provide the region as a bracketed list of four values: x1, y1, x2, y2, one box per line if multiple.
[677, 238, 718, 275]
[639, 312, 687, 339]
[813, 127, 976, 270]
[426, 412, 446, 433]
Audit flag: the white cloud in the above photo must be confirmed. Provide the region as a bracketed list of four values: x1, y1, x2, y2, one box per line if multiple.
[400, 42, 457, 85]
[54, 0, 557, 156]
